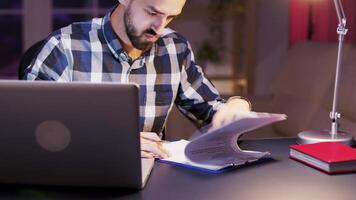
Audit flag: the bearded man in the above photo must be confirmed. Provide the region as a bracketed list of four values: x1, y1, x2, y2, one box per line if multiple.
[24, 0, 251, 159]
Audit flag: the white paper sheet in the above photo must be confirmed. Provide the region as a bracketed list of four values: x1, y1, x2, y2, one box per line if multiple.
[161, 112, 287, 172]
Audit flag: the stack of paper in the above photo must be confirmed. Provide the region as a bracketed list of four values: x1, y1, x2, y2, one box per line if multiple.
[160, 112, 287, 173]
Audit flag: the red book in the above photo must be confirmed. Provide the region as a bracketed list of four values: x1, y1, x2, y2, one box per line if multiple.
[290, 142, 356, 174]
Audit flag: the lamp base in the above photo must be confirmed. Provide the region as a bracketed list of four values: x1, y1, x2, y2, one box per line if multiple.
[297, 130, 354, 146]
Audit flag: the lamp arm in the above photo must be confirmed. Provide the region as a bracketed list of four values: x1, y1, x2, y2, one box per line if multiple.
[330, 0, 348, 136]
[333, 0, 346, 27]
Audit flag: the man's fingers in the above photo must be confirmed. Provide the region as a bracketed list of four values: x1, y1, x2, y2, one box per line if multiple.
[141, 139, 169, 159]
[212, 99, 252, 128]
[159, 142, 171, 157]
[140, 132, 162, 142]
[140, 132, 170, 159]
[212, 106, 228, 127]
[141, 151, 154, 159]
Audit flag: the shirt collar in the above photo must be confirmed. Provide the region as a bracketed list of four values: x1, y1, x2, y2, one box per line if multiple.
[101, 6, 128, 61]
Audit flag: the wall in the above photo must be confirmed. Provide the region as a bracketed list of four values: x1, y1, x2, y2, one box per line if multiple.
[170, 0, 240, 96]
[1, 0, 291, 96]
[172, 0, 291, 97]
[255, 0, 290, 96]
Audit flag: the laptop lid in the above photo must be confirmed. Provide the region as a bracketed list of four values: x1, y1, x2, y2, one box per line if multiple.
[0, 80, 152, 189]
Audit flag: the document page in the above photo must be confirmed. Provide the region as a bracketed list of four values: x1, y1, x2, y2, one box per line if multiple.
[162, 140, 226, 171]
[160, 112, 287, 172]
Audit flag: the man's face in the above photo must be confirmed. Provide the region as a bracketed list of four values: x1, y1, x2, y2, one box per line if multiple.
[122, 0, 186, 51]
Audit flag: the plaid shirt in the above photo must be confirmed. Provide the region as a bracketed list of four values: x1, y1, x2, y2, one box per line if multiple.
[25, 9, 224, 134]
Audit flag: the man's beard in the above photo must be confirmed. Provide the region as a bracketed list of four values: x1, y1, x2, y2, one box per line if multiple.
[124, 7, 156, 51]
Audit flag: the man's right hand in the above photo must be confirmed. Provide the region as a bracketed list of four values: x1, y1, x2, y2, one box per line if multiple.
[212, 97, 251, 128]
[140, 132, 169, 159]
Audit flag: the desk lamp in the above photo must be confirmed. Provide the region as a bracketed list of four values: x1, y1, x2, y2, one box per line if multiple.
[297, 0, 354, 146]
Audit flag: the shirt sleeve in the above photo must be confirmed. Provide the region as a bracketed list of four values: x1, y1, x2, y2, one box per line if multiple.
[175, 41, 225, 128]
[24, 36, 73, 81]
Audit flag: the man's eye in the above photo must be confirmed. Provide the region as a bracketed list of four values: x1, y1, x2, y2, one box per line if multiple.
[148, 11, 157, 16]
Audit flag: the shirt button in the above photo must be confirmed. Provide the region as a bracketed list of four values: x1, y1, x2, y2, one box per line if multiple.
[140, 59, 145, 66]
[119, 53, 128, 61]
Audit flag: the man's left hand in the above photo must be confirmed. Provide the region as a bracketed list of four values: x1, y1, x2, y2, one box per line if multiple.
[212, 97, 251, 128]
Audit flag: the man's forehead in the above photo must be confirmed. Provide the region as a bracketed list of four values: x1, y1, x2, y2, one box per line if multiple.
[139, 0, 186, 15]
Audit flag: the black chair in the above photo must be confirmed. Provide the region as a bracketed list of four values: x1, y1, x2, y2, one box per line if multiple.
[18, 40, 45, 80]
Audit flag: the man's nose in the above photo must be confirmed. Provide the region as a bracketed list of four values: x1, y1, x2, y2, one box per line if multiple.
[152, 17, 167, 35]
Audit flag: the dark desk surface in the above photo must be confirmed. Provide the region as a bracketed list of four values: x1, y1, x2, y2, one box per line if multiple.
[2, 138, 355, 200]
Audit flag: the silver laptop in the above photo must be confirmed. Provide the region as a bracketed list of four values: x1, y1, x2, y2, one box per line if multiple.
[0, 80, 154, 189]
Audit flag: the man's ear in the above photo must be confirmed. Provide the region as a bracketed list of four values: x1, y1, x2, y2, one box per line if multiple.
[119, 0, 130, 7]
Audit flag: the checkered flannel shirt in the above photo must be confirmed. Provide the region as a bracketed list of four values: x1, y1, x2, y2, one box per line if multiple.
[24, 9, 225, 134]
